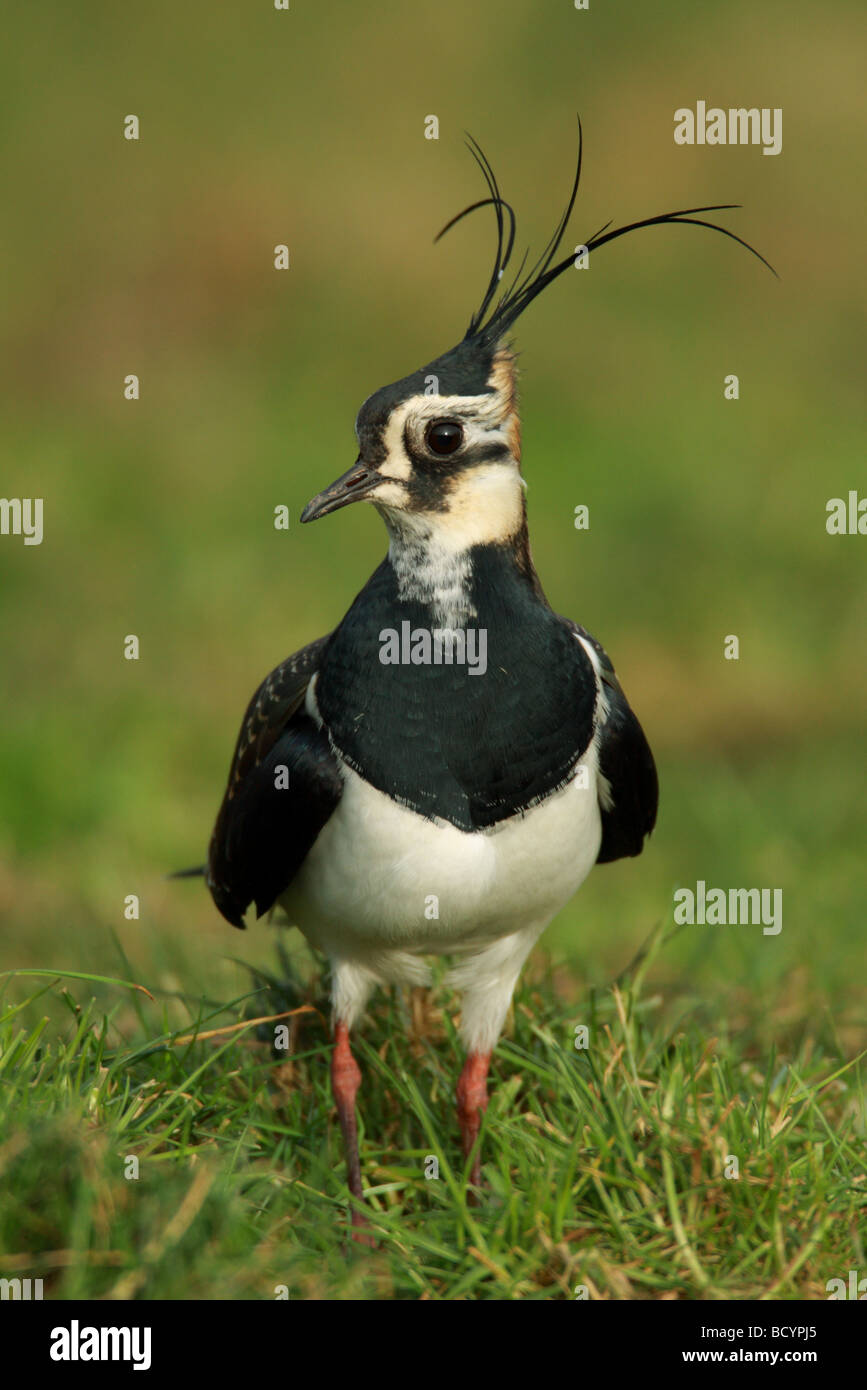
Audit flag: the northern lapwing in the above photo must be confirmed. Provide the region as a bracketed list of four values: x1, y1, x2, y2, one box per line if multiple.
[202, 124, 770, 1238]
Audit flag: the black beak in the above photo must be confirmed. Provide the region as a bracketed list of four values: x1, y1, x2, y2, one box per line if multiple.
[300, 459, 383, 524]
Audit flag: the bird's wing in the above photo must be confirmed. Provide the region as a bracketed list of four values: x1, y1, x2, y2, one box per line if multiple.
[207, 634, 343, 928]
[559, 617, 659, 862]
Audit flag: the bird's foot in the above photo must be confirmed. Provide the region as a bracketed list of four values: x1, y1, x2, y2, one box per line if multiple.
[348, 1204, 378, 1249]
[457, 1049, 492, 1199]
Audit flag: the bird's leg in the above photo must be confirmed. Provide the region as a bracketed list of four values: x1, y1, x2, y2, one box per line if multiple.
[331, 1020, 374, 1245]
[456, 1049, 491, 1195]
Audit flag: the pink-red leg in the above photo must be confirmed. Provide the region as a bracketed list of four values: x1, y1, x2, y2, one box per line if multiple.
[331, 1020, 375, 1245]
[456, 1050, 492, 1194]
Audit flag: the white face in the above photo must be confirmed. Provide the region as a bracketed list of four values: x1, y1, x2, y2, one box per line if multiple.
[362, 352, 525, 552]
[301, 346, 525, 547]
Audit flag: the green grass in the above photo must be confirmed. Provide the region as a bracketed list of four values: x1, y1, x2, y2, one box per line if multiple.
[0, 0, 864, 1303]
[1, 924, 864, 1301]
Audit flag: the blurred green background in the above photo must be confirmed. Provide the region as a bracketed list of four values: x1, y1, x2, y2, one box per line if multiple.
[1, 0, 864, 1048]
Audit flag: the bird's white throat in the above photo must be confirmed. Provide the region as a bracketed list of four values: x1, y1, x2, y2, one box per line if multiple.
[387, 524, 476, 626]
[379, 462, 525, 626]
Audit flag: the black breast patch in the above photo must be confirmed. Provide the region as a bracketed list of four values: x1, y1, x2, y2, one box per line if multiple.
[316, 547, 597, 830]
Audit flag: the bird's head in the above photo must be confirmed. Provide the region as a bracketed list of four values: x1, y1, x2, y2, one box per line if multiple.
[301, 122, 772, 548]
[300, 332, 524, 549]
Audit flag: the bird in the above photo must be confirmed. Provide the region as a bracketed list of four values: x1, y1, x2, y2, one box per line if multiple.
[200, 122, 771, 1240]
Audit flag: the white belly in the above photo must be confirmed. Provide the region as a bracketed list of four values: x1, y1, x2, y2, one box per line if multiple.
[281, 754, 603, 963]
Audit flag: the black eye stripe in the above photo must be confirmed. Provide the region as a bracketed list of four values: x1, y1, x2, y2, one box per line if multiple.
[401, 420, 511, 478]
[461, 441, 512, 465]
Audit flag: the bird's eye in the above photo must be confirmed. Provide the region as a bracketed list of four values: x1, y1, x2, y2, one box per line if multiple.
[425, 420, 463, 456]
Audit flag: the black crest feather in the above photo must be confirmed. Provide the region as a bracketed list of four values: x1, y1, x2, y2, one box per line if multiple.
[437, 116, 776, 348]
